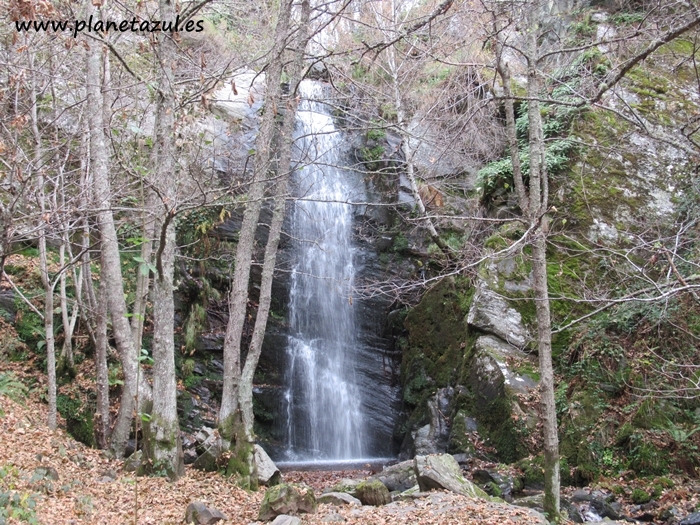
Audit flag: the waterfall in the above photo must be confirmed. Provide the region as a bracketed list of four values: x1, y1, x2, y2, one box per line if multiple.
[281, 80, 367, 461]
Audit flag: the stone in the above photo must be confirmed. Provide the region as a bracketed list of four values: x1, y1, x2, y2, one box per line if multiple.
[414, 454, 488, 499]
[370, 460, 417, 492]
[325, 479, 361, 497]
[321, 513, 346, 522]
[96, 469, 117, 483]
[467, 281, 529, 348]
[680, 511, 700, 525]
[473, 335, 538, 396]
[123, 450, 142, 473]
[270, 516, 301, 525]
[355, 480, 391, 506]
[185, 501, 227, 524]
[254, 444, 281, 486]
[0, 290, 16, 321]
[317, 492, 361, 506]
[193, 427, 226, 472]
[258, 483, 317, 521]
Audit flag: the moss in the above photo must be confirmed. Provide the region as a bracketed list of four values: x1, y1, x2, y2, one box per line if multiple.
[478, 395, 527, 463]
[517, 455, 545, 487]
[56, 394, 95, 448]
[631, 488, 651, 504]
[402, 277, 471, 392]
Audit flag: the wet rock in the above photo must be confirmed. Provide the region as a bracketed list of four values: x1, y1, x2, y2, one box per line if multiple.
[254, 445, 281, 486]
[355, 480, 391, 506]
[258, 483, 317, 521]
[317, 492, 361, 506]
[414, 454, 488, 498]
[471, 469, 518, 500]
[370, 460, 417, 492]
[185, 501, 227, 524]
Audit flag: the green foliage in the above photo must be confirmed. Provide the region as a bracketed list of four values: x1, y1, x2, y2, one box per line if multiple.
[0, 490, 39, 524]
[359, 145, 385, 172]
[611, 12, 645, 25]
[392, 234, 409, 253]
[366, 127, 386, 141]
[0, 373, 28, 403]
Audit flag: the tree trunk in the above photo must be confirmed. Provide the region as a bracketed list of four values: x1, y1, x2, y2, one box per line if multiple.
[86, 2, 150, 456]
[238, 0, 311, 444]
[219, 0, 294, 444]
[94, 277, 110, 449]
[140, 0, 184, 480]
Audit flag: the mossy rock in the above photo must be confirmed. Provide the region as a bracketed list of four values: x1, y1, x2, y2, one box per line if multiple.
[355, 480, 391, 506]
[258, 483, 317, 521]
[403, 277, 472, 391]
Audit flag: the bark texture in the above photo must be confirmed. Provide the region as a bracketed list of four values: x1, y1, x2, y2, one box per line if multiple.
[141, 0, 184, 480]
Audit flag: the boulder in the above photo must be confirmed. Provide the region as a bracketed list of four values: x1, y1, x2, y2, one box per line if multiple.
[254, 444, 281, 486]
[370, 460, 417, 492]
[258, 483, 317, 521]
[467, 281, 529, 348]
[317, 492, 361, 506]
[123, 450, 142, 473]
[355, 480, 391, 506]
[414, 454, 488, 499]
[185, 501, 227, 524]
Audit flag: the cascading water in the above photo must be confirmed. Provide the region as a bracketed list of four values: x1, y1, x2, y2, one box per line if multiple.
[281, 80, 367, 461]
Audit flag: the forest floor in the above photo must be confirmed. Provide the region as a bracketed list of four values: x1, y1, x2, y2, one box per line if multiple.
[2, 359, 700, 525]
[0, 389, 555, 525]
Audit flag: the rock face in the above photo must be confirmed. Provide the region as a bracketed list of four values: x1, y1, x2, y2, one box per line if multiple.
[467, 279, 529, 348]
[254, 444, 281, 486]
[258, 484, 317, 521]
[185, 501, 227, 524]
[414, 454, 488, 499]
[370, 460, 417, 492]
[355, 480, 391, 506]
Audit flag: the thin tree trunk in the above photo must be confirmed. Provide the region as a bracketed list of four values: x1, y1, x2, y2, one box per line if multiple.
[219, 0, 294, 443]
[94, 279, 110, 448]
[86, 1, 149, 456]
[239, 0, 311, 443]
[29, 52, 57, 431]
[140, 0, 184, 477]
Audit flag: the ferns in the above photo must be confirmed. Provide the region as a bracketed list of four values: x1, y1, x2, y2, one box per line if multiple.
[0, 372, 28, 404]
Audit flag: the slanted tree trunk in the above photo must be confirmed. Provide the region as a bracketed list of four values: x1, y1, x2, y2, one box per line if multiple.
[219, 0, 295, 457]
[94, 276, 111, 448]
[238, 0, 311, 446]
